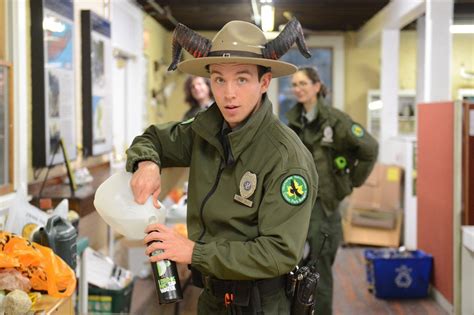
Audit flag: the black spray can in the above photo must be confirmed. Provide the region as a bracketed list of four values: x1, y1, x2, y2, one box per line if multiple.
[149, 242, 183, 304]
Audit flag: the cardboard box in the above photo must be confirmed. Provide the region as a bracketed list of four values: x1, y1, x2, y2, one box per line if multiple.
[343, 163, 404, 246]
[350, 163, 403, 212]
[350, 208, 398, 229]
[342, 211, 402, 247]
[114, 238, 149, 278]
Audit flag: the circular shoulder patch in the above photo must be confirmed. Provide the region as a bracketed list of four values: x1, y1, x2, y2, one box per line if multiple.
[281, 175, 308, 206]
[351, 124, 364, 138]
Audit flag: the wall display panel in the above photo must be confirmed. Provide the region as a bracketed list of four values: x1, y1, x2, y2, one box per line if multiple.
[0, 61, 13, 195]
[31, 0, 77, 167]
[81, 10, 113, 156]
[277, 47, 333, 124]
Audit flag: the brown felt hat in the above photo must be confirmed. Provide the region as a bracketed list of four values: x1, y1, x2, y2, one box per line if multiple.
[168, 18, 311, 78]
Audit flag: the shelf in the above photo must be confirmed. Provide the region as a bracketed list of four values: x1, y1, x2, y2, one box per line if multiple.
[28, 163, 111, 217]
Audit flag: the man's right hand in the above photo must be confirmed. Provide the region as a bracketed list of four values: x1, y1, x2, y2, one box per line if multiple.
[130, 161, 161, 208]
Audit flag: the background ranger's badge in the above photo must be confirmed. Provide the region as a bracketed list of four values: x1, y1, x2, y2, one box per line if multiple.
[281, 175, 308, 205]
[322, 126, 333, 143]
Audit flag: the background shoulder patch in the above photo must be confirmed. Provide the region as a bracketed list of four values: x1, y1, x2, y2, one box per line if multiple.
[281, 175, 308, 205]
[351, 124, 364, 138]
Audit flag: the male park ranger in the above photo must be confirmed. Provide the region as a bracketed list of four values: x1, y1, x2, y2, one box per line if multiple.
[126, 19, 319, 313]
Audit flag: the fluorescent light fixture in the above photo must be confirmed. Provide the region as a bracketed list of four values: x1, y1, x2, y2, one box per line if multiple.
[450, 24, 474, 34]
[368, 100, 383, 111]
[251, 0, 261, 26]
[261, 4, 275, 32]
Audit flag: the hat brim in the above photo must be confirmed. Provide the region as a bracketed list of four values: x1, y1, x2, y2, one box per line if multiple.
[177, 57, 297, 78]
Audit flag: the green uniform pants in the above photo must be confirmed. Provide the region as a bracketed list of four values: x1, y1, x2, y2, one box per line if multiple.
[197, 286, 290, 314]
[307, 199, 342, 315]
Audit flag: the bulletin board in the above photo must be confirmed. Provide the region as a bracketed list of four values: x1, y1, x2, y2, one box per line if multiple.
[31, 0, 77, 167]
[81, 10, 113, 157]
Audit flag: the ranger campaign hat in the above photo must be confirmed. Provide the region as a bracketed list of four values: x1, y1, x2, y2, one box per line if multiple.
[168, 18, 311, 78]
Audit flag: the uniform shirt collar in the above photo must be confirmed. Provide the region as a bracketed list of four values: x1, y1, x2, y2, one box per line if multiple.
[286, 97, 333, 129]
[303, 104, 318, 123]
[192, 94, 273, 162]
[227, 94, 273, 162]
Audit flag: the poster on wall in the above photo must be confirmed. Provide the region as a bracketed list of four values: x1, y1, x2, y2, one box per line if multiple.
[31, 0, 77, 167]
[81, 10, 113, 156]
[277, 47, 333, 124]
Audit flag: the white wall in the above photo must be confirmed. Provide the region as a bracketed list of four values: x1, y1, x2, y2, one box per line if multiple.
[111, 0, 144, 152]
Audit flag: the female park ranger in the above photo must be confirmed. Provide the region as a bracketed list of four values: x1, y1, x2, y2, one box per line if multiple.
[287, 66, 378, 315]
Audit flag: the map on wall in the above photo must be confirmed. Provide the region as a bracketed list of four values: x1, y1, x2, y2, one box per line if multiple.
[277, 47, 333, 124]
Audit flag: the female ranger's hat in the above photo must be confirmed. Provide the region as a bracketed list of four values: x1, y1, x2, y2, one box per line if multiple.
[168, 18, 311, 78]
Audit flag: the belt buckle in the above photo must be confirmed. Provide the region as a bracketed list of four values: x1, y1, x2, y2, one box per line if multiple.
[202, 275, 211, 291]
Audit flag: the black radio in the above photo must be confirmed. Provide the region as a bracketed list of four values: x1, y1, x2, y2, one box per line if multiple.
[287, 233, 328, 315]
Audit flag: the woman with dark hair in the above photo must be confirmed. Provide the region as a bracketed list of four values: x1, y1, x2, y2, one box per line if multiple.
[182, 75, 214, 120]
[286, 66, 379, 315]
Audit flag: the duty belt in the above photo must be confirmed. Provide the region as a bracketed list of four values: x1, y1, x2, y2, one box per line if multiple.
[202, 274, 286, 301]
[191, 267, 286, 312]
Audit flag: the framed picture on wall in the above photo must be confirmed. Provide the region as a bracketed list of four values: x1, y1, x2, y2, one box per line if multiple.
[277, 47, 333, 124]
[81, 10, 113, 157]
[31, 0, 77, 167]
[0, 61, 14, 195]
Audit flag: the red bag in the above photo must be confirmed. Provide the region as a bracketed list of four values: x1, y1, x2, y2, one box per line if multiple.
[0, 231, 76, 297]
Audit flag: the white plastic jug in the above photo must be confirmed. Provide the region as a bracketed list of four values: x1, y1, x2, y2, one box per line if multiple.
[93, 170, 166, 240]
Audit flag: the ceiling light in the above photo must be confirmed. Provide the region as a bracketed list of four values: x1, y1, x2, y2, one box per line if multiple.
[261, 4, 275, 32]
[450, 24, 474, 34]
[368, 100, 383, 111]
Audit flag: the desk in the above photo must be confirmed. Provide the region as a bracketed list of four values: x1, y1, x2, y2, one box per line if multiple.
[28, 163, 111, 217]
[31, 294, 73, 315]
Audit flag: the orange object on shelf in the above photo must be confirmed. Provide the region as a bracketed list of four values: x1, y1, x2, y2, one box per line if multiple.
[173, 224, 187, 237]
[167, 188, 184, 204]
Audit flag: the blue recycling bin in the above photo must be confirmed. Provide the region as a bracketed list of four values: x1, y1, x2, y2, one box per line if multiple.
[364, 249, 433, 299]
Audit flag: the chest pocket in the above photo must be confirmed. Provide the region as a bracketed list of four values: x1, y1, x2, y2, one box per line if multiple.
[319, 140, 354, 200]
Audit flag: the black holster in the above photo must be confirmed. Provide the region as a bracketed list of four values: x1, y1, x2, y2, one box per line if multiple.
[286, 266, 320, 315]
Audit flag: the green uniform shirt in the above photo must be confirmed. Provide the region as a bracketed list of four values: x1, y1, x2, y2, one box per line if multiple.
[126, 95, 318, 280]
[286, 98, 378, 216]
